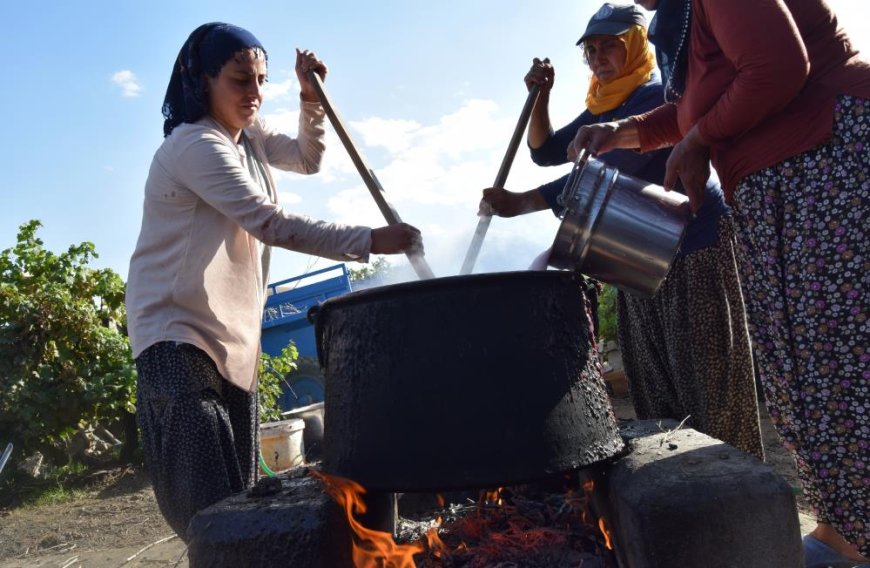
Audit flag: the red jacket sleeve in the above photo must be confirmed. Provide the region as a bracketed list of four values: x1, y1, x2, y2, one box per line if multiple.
[634, 103, 682, 152]
[695, 0, 810, 144]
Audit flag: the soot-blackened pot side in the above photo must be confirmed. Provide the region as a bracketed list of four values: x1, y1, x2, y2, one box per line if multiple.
[314, 271, 624, 491]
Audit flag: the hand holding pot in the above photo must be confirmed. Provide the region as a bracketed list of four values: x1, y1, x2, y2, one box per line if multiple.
[479, 187, 547, 218]
[662, 126, 709, 213]
[371, 223, 423, 255]
[567, 119, 640, 161]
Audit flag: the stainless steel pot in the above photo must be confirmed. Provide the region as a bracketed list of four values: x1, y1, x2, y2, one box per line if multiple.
[549, 154, 691, 297]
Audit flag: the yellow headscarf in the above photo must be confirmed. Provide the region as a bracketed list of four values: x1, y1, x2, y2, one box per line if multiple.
[585, 25, 656, 115]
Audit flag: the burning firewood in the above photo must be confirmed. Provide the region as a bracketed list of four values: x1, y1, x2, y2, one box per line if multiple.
[314, 468, 616, 568]
[408, 483, 616, 568]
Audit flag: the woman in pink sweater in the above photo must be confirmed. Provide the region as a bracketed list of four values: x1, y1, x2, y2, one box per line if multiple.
[126, 23, 421, 540]
[570, 0, 869, 564]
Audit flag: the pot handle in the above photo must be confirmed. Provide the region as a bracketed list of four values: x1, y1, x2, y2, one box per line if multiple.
[307, 304, 320, 325]
[308, 305, 327, 368]
[557, 149, 591, 213]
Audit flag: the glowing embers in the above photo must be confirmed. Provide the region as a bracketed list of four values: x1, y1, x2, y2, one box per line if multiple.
[415, 482, 615, 567]
[315, 469, 615, 567]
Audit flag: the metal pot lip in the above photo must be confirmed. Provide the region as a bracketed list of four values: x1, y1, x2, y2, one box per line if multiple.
[316, 269, 582, 312]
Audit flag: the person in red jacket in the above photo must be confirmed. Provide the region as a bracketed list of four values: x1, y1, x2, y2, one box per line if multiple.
[570, 0, 869, 565]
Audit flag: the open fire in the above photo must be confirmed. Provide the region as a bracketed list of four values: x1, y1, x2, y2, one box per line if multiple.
[312, 470, 425, 567]
[186, 421, 804, 568]
[313, 470, 616, 567]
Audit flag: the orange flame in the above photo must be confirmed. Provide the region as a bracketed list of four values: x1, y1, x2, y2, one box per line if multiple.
[581, 479, 595, 526]
[481, 487, 504, 506]
[598, 517, 613, 550]
[426, 526, 447, 559]
[312, 470, 423, 567]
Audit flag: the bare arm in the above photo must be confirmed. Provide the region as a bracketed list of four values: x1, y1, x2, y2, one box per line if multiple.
[479, 187, 549, 218]
[524, 58, 555, 149]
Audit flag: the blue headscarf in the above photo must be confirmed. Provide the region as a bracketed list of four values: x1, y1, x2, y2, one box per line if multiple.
[162, 23, 267, 136]
[648, 0, 691, 103]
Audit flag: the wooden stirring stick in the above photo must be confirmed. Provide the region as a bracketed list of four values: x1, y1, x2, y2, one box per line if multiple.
[459, 85, 541, 275]
[306, 71, 435, 280]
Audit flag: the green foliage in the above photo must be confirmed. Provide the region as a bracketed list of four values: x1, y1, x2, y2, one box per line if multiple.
[0, 220, 136, 460]
[597, 284, 618, 346]
[26, 485, 89, 508]
[1, 460, 95, 509]
[21, 460, 90, 507]
[347, 256, 391, 282]
[258, 343, 298, 423]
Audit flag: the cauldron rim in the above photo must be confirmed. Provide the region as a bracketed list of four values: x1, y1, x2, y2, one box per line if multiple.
[311, 269, 581, 317]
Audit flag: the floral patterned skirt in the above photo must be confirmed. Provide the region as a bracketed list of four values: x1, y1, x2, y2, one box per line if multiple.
[732, 95, 869, 556]
[617, 216, 764, 460]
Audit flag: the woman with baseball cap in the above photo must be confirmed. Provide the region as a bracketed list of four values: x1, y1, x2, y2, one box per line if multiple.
[479, 3, 764, 459]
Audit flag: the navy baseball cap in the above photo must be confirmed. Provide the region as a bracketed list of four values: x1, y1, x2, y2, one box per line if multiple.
[576, 3, 648, 45]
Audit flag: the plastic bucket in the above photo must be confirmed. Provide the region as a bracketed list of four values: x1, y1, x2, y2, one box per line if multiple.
[282, 402, 324, 460]
[549, 155, 691, 297]
[259, 418, 305, 472]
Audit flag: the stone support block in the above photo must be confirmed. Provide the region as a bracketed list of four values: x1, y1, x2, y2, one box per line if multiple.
[585, 420, 803, 568]
[187, 468, 352, 568]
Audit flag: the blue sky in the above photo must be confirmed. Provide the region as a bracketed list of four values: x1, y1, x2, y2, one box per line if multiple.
[2, 1, 868, 284]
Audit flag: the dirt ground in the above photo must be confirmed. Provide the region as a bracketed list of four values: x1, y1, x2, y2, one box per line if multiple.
[0, 467, 188, 567]
[0, 394, 815, 568]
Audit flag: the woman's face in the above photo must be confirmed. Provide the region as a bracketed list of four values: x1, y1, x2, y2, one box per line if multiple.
[634, 0, 658, 9]
[584, 35, 628, 83]
[207, 48, 267, 140]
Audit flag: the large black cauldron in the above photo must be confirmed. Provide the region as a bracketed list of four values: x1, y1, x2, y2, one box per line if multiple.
[313, 270, 623, 491]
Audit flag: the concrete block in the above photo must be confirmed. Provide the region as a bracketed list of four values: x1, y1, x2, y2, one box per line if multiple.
[187, 468, 352, 568]
[587, 420, 803, 568]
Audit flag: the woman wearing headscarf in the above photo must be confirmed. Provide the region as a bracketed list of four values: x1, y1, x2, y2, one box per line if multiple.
[570, 0, 869, 564]
[480, 3, 764, 459]
[126, 22, 422, 539]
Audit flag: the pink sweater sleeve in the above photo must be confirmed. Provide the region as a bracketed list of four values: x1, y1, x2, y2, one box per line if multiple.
[695, 0, 809, 144]
[258, 101, 326, 174]
[173, 129, 371, 262]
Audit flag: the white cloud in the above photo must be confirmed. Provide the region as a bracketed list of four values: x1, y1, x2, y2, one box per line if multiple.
[261, 107, 300, 133]
[330, 98, 544, 210]
[263, 96, 567, 277]
[263, 75, 298, 102]
[352, 117, 422, 154]
[276, 190, 302, 204]
[307, 97, 565, 275]
[111, 70, 142, 97]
